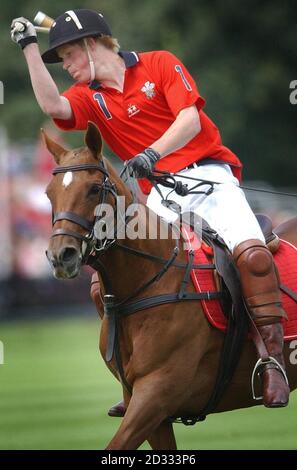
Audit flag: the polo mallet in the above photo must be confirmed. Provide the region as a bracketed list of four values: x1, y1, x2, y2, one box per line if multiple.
[34, 12, 55, 31]
[13, 11, 54, 34]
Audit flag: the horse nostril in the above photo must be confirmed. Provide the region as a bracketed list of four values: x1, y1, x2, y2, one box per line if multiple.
[46, 249, 58, 268]
[59, 247, 79, 264]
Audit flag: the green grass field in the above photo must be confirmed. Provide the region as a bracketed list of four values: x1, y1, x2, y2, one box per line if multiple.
[0, 315, 296, 450]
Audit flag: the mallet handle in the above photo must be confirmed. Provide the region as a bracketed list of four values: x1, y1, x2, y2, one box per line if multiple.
[35, 26, 50, 33]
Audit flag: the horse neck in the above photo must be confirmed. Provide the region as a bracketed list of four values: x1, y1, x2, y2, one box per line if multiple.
[98, 203, 181, 300]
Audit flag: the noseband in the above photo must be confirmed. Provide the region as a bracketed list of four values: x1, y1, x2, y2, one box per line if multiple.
[51, 161, 118, 258]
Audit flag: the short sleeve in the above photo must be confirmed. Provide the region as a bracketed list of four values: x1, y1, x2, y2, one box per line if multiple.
[153, 51, 205, 117]
[53, 84, 97, 131]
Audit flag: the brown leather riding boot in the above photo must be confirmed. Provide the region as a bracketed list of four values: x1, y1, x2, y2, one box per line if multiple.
[257, 322, 289, 407]
[108, 400, 126, 417]
[233, 239, 289, 407]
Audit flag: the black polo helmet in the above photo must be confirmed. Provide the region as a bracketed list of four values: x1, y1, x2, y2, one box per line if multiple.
[42, 9, 112, 63]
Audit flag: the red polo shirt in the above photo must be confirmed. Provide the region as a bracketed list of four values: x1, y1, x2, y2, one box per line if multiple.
[54, 50, 242, 192]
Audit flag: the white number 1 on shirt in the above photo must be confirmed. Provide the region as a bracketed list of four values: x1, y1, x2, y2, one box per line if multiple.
[175, 65, 192, 91]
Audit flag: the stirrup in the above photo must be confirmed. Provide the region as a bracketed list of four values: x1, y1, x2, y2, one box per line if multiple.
[251, 356, 289, 400]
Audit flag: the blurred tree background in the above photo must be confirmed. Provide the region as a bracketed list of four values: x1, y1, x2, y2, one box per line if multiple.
[0, 0, 296, 184]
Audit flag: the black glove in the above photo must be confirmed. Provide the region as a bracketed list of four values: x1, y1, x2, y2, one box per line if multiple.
[128, 148, 161, 178]
[11, 17, 37, 50]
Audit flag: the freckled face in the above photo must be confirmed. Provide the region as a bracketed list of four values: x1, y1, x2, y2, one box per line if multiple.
[57, 43, 90, 82]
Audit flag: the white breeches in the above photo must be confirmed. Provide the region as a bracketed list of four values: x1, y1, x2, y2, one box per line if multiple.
[146, 163, 265, 252]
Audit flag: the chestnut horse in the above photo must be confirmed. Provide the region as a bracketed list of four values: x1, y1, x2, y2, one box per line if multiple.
[44, 122, 297, 450]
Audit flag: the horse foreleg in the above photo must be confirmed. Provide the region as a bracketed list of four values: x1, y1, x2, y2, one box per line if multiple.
[147, 421, 177, 450]
[105, 384, 169, 450]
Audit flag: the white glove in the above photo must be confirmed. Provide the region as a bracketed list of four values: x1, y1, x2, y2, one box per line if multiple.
[11, 17, 37, 49]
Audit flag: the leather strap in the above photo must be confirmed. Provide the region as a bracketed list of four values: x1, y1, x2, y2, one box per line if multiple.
[280, 283, 297, 303]
[53, 163, 108, 176]
[178, 250, 195, 299]
[53, 212, 93, 231]
[245, 307, 270, 360]
[115, 242, 215, 270]
[104, 291, 223, 318]
[51, 228, 89, 242]
[104, 295, 116, 362]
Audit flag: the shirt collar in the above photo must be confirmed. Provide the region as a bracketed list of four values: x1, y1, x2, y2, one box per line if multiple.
[89, 51, 139, 90]
[119, 50, 139, 68]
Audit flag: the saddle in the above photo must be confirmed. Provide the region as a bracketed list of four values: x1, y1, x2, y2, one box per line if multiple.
[205, 213, 280, 305]
[182, 212, 279, 312]
[184, 213, 297, 334]
[254, 214, 280, 253]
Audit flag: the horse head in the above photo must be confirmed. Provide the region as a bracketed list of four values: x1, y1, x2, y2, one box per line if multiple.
[44, 121, 131, 279]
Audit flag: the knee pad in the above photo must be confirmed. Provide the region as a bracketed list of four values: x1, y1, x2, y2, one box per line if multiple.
[242, 245, 273, 277]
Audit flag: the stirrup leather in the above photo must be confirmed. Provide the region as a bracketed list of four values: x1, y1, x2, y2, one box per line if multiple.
[251, 356, 289, 400]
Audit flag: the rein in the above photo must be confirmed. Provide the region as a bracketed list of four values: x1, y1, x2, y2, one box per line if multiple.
[148, 169, 297, 199]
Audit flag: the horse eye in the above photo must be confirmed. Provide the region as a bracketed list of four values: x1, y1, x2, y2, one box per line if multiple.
[88, 184, 101, 197]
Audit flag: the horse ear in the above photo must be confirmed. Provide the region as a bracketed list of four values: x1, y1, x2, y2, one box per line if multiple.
[41, 129, 67, 164]
[85, 121, 103, 160]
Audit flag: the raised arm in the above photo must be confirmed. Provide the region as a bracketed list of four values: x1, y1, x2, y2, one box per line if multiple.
[23, 44, 72, 119]
[11, 17, 72, 120]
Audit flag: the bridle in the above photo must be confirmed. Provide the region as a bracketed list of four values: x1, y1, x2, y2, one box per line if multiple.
[51, 160, 120, 260]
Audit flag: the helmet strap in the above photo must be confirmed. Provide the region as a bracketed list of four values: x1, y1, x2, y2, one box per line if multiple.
[83, 38, 96, 82]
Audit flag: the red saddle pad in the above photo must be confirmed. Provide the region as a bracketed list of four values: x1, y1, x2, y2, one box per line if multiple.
[182, 227, 297, 342]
